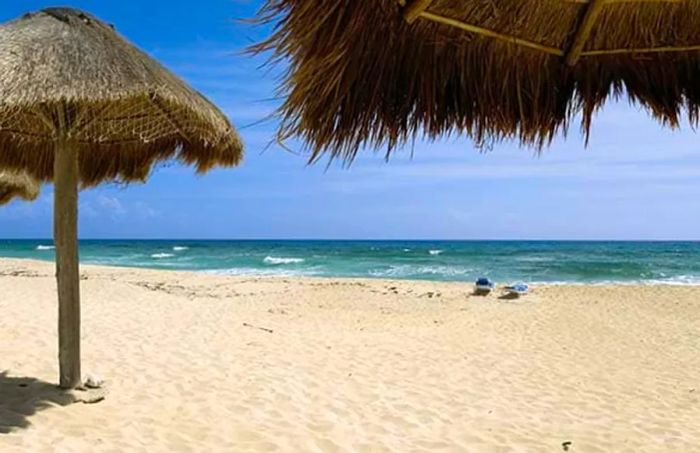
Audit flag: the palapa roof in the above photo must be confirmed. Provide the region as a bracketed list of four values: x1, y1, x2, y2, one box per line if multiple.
[255, 0, 700, 162]
[0, 7, 243, 186]
[0, 170, 40, 205]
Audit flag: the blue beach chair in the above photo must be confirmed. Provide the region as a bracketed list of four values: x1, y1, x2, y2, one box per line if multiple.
[503, 282, 529, 298]
[474, 277, 495, 295]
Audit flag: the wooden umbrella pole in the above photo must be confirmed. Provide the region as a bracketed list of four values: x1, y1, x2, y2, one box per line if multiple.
[54, 131, 81, 389]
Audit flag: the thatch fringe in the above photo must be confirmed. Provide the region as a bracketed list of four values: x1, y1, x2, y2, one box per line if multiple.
[0, 95, 242, 186]
[252, 0, 700, 162]
[0, 170, 40, 205]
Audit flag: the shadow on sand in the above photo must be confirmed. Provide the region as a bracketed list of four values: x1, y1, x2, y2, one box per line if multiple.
[498, 292, 522, 301]
[0, 371, 75, 434]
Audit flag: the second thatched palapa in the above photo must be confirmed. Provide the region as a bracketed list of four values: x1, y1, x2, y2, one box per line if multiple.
[254, 0, 700, 161]
[0, 7, 242, 185]
[0, 7, 243, 389]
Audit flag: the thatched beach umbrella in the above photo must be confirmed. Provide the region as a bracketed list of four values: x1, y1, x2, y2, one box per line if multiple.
[254, 0, 700, 161]
[0, 170, 40, 205]
[0, 8, 243, 388]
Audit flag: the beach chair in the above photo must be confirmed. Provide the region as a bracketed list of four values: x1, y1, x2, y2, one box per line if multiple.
[503, 282, 529, 298]
[474, 277, 495, 295]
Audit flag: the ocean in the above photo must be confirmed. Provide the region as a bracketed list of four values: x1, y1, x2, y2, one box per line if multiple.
[0, 240, 699, 285]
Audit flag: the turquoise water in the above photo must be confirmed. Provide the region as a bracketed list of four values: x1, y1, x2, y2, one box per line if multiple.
[1, 240, 699, 284]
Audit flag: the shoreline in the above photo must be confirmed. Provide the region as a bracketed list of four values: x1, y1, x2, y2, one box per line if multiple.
[1, 257, 699, 451]
[2, 256, 699, 288]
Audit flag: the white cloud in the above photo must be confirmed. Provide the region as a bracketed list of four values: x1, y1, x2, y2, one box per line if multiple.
[96, 195, 126, 217]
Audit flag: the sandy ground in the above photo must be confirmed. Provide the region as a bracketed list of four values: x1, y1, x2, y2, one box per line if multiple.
[0, 258, 698, 452]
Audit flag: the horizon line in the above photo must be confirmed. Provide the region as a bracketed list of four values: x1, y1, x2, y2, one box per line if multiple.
[2, 238, 700, 242]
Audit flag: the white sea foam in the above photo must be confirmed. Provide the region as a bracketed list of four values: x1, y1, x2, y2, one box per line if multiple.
[206, 267, 321, 277]
[36, 245, 55, 251]
[529, 276, 700, 286]
[172, 246, 189, 251]
[263, 256, 305, 265]
[369, 265, 472, 278]
[428, 250, 443, 256]
[644, 275, 700, 286]
[151, 253, 175, 259]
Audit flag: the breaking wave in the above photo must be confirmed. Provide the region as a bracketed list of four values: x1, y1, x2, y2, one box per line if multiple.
[151, 253, 175, 259]
[263, 256, 305, 265]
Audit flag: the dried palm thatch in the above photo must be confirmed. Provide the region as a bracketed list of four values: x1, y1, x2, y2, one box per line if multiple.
[253, 0, 700, 162]
[0, 170, 40, 205]
[0, 7, 244, 390]
[0, 7, 243, 186]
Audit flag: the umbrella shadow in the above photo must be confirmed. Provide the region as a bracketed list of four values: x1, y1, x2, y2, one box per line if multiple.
[0, 371, 76, 434]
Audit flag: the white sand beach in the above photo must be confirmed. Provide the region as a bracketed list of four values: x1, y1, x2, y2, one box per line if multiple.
[1, 258, 698, 452]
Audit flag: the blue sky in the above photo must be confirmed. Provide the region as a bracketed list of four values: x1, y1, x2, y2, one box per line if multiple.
[1, 1, 700, 240]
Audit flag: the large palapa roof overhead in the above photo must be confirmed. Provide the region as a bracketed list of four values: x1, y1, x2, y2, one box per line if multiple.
[0, 7, 243, 186]
[255, 0, 700, 161]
